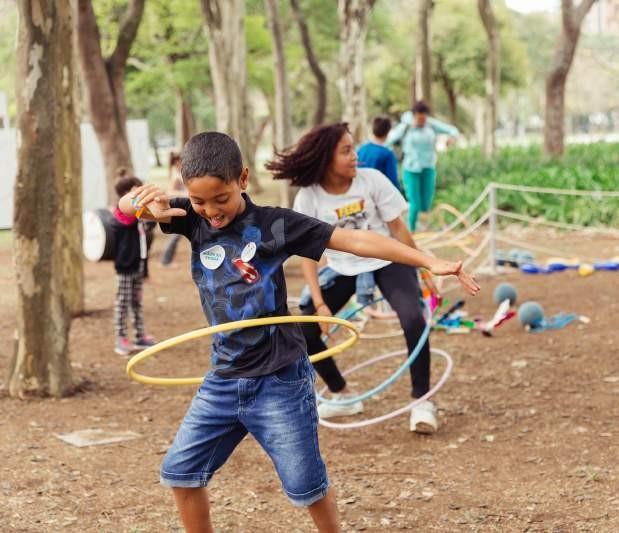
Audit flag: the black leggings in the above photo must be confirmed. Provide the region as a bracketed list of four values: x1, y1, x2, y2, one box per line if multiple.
[301, 262, 430, 398]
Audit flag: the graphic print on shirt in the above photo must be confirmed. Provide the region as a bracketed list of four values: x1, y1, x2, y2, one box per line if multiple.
[332, 198, 368, 230]
[190, 220, 286, 370]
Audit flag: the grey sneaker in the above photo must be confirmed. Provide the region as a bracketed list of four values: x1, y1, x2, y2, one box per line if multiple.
[114, 337, 132, 356]
[317, 393, 364, 419]
[410, 400, 438, 433]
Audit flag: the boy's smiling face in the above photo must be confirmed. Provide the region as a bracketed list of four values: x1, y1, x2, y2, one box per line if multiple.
[186, 169, 249, 229]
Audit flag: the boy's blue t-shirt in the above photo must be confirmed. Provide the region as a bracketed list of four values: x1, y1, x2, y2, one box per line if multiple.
[160, 194, 334, 378]
[356, 142, 399, 190]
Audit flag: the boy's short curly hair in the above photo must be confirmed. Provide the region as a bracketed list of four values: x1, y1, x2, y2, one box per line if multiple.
[114, 168, 143, 197]
[181, 132, 243, 183]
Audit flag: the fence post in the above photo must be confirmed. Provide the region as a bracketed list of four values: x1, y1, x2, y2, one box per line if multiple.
[488, 183, 497, 274]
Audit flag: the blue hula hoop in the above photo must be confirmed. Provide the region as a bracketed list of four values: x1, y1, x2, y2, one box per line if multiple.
[315, 298, 431, 406]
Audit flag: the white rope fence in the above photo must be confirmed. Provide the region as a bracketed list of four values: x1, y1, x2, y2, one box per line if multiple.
[422, 182, 618, 287]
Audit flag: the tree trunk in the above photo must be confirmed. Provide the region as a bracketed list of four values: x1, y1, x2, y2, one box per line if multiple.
[201, 0, 263, 192]
[265, 0, 297, 208]
[11, 0, 80, 397]
[478, 0, 500, 158]
[290, 0, 327, 126]
[413, 0, 433, 108]
[65, 0, 84, 317]
[76, 0, 145, 204]
[544, 0, 597, 157]
[175, 87, 195, 149]
[337, 0, 376, 144]
[436, 55, 457, 127]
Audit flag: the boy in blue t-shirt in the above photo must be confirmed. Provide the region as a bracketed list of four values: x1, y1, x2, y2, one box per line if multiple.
[357, 116, 401, 192]
[120, 132, 479, 532]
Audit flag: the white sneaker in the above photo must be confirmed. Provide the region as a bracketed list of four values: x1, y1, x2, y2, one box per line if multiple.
[317, 393, 364, 419]
[410, 400, 438, 433]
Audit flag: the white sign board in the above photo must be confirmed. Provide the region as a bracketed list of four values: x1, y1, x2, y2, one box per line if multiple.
[0, 119, 151, 229]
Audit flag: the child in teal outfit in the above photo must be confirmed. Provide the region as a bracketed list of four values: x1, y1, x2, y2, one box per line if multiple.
[387, 101, 459, 230]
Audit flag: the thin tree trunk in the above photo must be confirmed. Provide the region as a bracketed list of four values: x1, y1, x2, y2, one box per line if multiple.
[66, 0, 84, 317]
[544, 0, 597, 157]
[478, 0, 500, 158]
[175, 87, 195, 148]
[76, 0, 145, 203]
[338, 0, 376, 144]
[265, 0, 296, 207]
[201, 0, 263, 192]
[436, 55, 457, 127]
[290, 0, 327, 126]
[414, 0, 433, 108]
[11, 0, 80, 397]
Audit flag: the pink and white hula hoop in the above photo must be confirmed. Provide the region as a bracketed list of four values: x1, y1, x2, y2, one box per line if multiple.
[317, 348, 453, 429]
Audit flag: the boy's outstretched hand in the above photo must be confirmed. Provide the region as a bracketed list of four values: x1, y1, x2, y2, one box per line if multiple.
[428, 258, 480, 295]
[130, 184, 187, 220]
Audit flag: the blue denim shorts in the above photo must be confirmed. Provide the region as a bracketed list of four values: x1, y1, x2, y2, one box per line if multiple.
[160, 356, 329, 507]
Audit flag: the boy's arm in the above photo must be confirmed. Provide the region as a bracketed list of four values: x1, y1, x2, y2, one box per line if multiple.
[386, 216, 441, 296]
[327, 227, 480, 295]
[118, 184, 187, 223]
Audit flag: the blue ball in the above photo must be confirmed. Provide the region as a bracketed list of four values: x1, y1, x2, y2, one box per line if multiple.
[518, 301, 545, 327]
[493, 283, 518, 305]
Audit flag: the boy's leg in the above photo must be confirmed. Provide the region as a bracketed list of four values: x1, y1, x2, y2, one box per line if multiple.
[161, 373, 247, 531]
[300, 275, 356, 393]
[419, 167, 437, 213]
[172, 487, 213, 533]
[244, 357, 339, 532]
[130, 271, 145, 340]
[374, 263, 430, 398]
[308, 488, 340, 533]
[402, 169, 422, 230]
[114, 273, 131, 338]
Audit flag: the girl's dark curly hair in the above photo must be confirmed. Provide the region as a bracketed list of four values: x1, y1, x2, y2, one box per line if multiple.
[266, 123, 350, 187]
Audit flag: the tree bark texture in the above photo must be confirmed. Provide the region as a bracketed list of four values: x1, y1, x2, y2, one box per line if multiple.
[478, 0, 500, 158]
[436, 55, 457, 127]
[65, 0, 84, 317]
[265, 0, 296, 207]
[76, 0, 145, 203]
[544, 0, 597, 156]
[201, 0, 262, 192]
[175, 87, 195, 149]
[11, 0, 80, 397]
[290, 0, 327, 126]
[338, 0, 376, 144]
[414, 0, 433, 108]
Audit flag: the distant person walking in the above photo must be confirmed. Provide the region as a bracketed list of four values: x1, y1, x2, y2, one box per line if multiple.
[387, 101, 459, 230]
[357, 116, 401, 193]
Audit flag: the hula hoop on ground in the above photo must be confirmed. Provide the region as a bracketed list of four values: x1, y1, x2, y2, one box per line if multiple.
[315, 301, 432, 406]
[126, 315, 359, 386]
[318, 348, 453, 429]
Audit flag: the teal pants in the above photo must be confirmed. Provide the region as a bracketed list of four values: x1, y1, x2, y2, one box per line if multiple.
[402, 168, 436, 230]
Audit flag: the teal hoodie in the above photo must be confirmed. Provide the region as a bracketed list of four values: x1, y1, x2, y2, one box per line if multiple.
[387, 111, 459, 172]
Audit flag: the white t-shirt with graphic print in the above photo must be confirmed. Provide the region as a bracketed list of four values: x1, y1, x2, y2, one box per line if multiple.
[293, 167, 408, 276]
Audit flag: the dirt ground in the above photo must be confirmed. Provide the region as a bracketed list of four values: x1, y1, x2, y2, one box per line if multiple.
[1, 226, 618, 533]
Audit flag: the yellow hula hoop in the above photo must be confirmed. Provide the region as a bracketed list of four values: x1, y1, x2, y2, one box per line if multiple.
[126, 315, 359, 386]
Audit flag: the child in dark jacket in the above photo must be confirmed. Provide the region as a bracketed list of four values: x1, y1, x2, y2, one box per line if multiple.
[112, 171, 156, 356]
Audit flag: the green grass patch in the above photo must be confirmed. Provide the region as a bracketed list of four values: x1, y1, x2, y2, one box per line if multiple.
[434, 143, 619, 226]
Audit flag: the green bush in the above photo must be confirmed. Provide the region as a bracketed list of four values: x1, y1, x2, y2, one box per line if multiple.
[433, 143, 619, 226]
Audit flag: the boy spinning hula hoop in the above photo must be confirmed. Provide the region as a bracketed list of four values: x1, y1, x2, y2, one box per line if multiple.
[120, 132, 479, 533]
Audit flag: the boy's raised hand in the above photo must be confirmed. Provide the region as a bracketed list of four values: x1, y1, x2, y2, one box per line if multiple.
[428, 258, 480, 296]
[131, 184, 187, 219]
